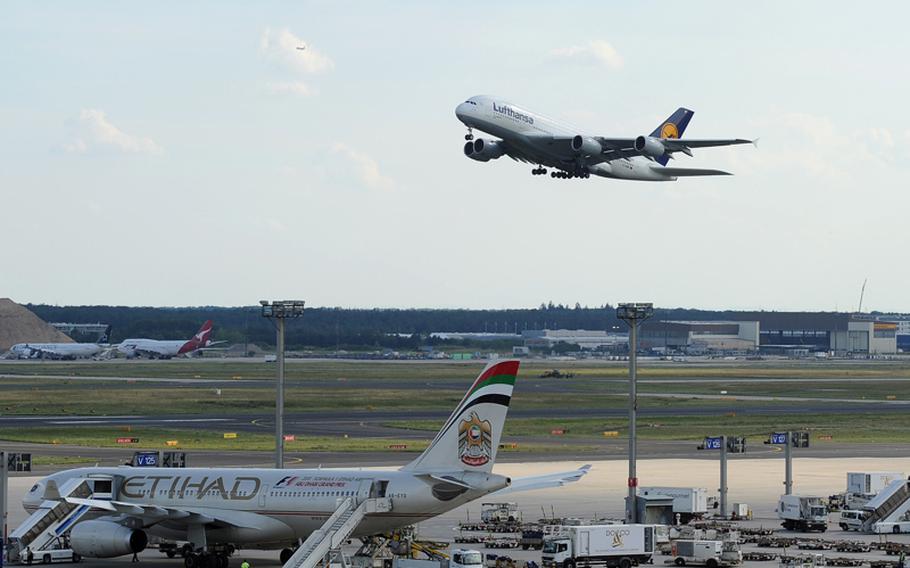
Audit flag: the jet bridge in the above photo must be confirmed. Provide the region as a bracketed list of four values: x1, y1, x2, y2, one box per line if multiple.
[284, 497, 392, 568]
[861, 478, 910, 532]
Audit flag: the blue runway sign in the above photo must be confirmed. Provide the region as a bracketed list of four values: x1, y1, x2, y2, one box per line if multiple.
[134, 451, 159, 467]
[704, 436, 723, 450]
[770, 432, 788, 445]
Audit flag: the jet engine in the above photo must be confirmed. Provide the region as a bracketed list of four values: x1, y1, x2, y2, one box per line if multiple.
[464, 138, 505, 162]
[70, 521, 148, 558]
[571, 135, 602, 156]
[634, 135, 667, 159]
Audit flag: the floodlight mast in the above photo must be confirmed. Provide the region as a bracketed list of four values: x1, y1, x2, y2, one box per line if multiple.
[616, 302, 654, 523]
[260, 300, 305, 468]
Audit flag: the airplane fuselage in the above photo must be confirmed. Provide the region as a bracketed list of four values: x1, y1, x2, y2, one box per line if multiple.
[117, 339, 193, 359]
[8, 342, 102, 360]
[26, 466, 509, 549]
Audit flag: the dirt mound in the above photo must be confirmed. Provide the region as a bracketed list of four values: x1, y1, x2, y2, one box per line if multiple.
[0, 298, 74, 351]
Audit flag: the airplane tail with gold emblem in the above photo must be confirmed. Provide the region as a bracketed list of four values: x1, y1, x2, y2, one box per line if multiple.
[649, 107, 693, 165]
[402, 359, 519, 474]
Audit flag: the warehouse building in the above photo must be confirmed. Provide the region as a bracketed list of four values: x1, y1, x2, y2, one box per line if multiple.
[639, 321, 760, 353]
[521, 329, 627, 350]
[729, 312, 897, 355]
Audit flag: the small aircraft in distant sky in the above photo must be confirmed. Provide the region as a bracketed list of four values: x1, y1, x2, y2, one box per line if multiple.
[456, 95, 753, 181]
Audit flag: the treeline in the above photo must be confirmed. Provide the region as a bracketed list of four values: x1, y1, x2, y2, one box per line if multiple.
[26, 303, 766, 350]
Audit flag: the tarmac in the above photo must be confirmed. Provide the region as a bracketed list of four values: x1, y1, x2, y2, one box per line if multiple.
[4, 457, 910, 568]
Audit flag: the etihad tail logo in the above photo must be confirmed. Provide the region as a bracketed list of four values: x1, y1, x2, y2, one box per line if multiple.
[660, 122, 679, 139]
[458, 412, 492, 467]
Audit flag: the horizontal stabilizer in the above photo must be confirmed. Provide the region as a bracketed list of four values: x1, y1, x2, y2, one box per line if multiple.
[650, 166, 732, 177]
[488, 464, 592, 496]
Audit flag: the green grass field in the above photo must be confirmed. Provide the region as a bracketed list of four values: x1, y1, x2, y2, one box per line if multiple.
[0, 426, 594, 455]
[3, 359, 909, 450]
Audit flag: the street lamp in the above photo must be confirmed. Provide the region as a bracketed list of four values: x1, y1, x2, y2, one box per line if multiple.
[260, 300, 305, 468]
[616, 302, 654, 523]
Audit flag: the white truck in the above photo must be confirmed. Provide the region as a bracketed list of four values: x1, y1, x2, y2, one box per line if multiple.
[671, 540, 742, 568]
[778, 495, 828, 532]
[847, 472, 905, 495]
[480, 503, 521, 524]
[541, 524, 656, 568]
[639, 488, 709, 523]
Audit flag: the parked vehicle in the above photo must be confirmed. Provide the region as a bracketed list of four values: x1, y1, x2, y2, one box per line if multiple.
[671, 540, 742, 568]
[639, 488, 709, 523]
[837, 510, 867, 531]
[541, 524, 655, 568]
[778, 495, 828, 532]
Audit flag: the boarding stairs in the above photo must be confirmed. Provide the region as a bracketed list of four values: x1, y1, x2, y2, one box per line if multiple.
[861, 479, 910, 531]
[284, 497, 392, 568]
[7, 478, 96, 561]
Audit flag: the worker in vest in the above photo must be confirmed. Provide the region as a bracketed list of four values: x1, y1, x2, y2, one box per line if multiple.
[241, 559, 251, 568]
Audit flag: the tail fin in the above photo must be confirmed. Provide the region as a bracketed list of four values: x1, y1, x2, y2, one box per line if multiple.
[650, 107, 693, 165]
[402, 359, 520, 473]
[194, 320, 214, 345]
[178, 320, 214, 354]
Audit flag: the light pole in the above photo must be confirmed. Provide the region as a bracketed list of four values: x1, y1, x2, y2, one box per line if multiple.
[260, 300, 306, 469]
[617, 302, 654, 523]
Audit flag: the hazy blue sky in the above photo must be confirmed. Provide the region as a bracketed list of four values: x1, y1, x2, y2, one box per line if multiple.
[2, 2, 908, 311]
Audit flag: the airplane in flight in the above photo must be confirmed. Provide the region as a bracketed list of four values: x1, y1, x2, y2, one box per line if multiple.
[5, 342, 103, 360]
[16, 360, 589, 567]
[455, 95, 753, 180]
[116, 320, 218, 359]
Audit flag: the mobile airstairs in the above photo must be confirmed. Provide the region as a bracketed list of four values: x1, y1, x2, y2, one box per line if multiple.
[6, 476, 112, 563]
[283, 498, 392, 568]
[861, 478, 910, 533]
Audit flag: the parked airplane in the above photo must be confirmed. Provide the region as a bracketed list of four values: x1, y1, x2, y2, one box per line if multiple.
[6, 342, 102, 360]
[16, 360, 589, 567]
[117, 320, 218, 359]
[456, 95, 753, 180]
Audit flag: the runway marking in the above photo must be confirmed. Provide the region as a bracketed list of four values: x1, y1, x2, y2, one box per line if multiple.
[45, 418, 234, 425]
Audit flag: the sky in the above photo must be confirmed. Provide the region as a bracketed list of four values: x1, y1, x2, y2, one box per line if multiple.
[1, 2, 909, 312]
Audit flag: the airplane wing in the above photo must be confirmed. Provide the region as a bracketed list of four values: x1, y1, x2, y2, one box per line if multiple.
[488, 464, 591, 496]
[64, 497, 288, 531]
[595, 137, 752, 160]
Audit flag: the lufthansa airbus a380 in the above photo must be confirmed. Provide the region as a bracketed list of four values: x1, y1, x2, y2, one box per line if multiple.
[456, 96, 753, 181]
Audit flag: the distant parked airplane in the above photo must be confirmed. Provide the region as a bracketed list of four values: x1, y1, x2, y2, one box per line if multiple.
[116, 320, 219, 359]
[6, 342, 102, 360]
[456, 95, 753, 180]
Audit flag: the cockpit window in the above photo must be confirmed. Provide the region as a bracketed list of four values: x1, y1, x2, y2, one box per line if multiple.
[29, 484, 40, 493]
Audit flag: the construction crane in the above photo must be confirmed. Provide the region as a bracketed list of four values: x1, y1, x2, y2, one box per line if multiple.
[857, 278, 868, 313]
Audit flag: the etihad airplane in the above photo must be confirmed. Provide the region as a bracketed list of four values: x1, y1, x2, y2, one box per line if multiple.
[117, 320, 218, 359]
[17, 360, 589, 567]
[456, 95, 753, 180]
[6, 342, 102, 360]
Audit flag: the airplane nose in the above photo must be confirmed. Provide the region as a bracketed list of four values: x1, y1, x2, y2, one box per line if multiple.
[455, 102, 469, 121]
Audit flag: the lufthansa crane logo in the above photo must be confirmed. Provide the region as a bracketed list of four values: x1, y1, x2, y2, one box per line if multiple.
[660, 122, 679, 139]
[458, 412, 492, 467]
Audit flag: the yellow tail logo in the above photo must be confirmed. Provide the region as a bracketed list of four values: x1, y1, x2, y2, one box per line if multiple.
[660, 122, 679, 139]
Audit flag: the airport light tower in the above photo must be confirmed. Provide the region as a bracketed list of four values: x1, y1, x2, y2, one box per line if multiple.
[616, 302, 654, 523]
[260, 300, 305, 469]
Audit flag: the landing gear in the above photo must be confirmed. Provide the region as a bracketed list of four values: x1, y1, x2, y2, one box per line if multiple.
[531, 167, 548, 175]
[464, 127, 474, 141]
[280, 548, 295, 564]
[549, 169, 590, 179]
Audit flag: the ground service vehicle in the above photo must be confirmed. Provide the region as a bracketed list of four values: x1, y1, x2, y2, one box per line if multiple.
[778, 495, 828, 532]
[639, 487, 709, 523]
[542, 524, 655, 568]
[481, 503, 521, 524]
[671, 540, 742, 568]
[521, 528, 545, 550]
[838, 510, 867, 531]
[847, 472, 905, 495]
